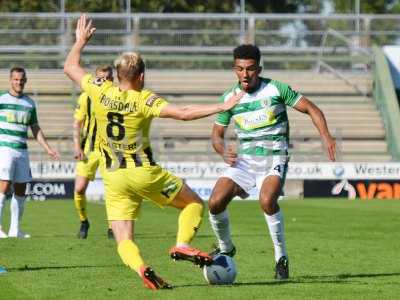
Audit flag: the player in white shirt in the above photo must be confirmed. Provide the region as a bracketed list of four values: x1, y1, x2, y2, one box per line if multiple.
[208, 45, 336, 279]
[0, 67, 59, 238]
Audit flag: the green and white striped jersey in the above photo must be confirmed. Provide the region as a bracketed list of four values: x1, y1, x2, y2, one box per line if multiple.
[215, 78, 302, 156]
[0, 92, 38, 149]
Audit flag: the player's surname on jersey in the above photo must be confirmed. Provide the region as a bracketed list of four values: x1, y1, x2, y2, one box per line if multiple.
[99, 94, 138, 113]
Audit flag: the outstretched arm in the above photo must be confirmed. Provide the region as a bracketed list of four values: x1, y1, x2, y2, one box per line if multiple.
[31, 124, 60, 160]
[159, 91, 244, 121]
[293, 97, 336, 161]
[64, 14, 96, 86]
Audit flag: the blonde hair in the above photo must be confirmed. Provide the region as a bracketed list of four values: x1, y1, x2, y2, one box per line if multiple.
[114, 52, 145, 81]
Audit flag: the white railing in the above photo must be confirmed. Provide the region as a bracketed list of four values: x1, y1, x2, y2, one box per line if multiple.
[0, 13, 399, 55]
[317, 28, 372, 96]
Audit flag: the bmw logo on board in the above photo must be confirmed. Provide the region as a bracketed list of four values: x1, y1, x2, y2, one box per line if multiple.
[332, 165, 345, 177]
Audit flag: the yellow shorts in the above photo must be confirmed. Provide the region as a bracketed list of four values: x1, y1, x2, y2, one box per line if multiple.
[75, 150, 101, 181]
[103, 164, 183, 221]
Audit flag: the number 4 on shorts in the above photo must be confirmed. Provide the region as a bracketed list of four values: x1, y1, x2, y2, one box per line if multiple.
[274, 164, 282, 174]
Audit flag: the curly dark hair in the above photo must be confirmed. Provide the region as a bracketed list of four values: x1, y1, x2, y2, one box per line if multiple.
[233, 44, 261, 65]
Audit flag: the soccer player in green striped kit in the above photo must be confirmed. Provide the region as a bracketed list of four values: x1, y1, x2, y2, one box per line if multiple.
[208, 44, 337, 279]
[0, 67, 59, 238]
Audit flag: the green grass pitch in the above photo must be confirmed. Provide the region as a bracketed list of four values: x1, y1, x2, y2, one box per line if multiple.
[1, 199, 400, 299]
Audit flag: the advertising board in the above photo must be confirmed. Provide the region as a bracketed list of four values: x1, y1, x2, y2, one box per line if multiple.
[304, 179, 400, 199]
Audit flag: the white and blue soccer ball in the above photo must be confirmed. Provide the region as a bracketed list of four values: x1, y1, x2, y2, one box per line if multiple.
[203, 254, 237, 285]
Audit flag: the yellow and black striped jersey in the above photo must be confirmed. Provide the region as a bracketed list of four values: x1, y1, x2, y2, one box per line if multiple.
[73, 92, 98, 154]
[81, 74, 168, 169]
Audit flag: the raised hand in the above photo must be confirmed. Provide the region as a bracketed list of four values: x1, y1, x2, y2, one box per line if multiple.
[75, 14, 96, 45]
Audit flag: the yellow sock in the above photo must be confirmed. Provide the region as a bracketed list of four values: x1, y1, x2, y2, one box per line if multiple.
[117, 239, 145, 273]
[177, 202, 203, 245]
[74, 192, 87, 221]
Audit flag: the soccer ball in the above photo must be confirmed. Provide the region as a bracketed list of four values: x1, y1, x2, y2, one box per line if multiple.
[203, 254, 237, 285]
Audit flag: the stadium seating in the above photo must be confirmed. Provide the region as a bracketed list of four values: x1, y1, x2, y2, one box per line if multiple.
[0, 69, 391, 162]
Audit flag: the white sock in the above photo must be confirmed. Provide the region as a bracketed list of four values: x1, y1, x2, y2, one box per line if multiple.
[0, 193, 6, 232]
[209, 210, 234, 253]
[9, 194, 26, 235]
[264, 210, 288, 262]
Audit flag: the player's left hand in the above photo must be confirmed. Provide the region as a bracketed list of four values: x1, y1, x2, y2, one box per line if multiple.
[323, 135, 336, 161]
[48, 148, 60, 160]
[221, 91, 245, 111]
[75, 14, 96, 45]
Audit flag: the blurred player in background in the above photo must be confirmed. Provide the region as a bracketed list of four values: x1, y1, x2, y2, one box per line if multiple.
[0, 67, 59, 239]
[63, 15, 242, 290]
[73, 65, 114, 239]
[208, 44, 336, 280]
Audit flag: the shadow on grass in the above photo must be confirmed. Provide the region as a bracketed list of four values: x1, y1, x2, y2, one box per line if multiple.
[176, 272, 400, 288]
[29, 233, 216, 239]
[29, 233, 269, 240]
[298, 272, 400, 280]
[8, 264, 121, 272]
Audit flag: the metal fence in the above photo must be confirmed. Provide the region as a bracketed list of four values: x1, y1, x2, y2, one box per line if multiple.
[0, 12, 398, 68]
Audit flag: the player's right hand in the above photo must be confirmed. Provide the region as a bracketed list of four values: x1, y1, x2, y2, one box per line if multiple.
[74, 146, 84, 161]
[221, 91, 244, 111]
[323, 135, 336, 162]
[223, 145, 237, 166]
[48, 149, 61, 160]
[75, 14, 96, 45]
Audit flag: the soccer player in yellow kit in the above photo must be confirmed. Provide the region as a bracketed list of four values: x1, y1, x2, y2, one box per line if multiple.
[73, 65, 114, 239]
[64, 15, 243, 290]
